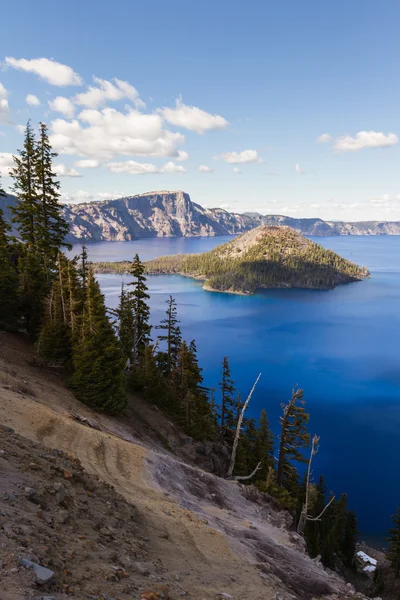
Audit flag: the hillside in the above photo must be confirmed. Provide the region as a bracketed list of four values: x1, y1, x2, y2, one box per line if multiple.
[97, 226, 369, 294]
[0, 331, 373, 600]
[2, 190, 400, 242]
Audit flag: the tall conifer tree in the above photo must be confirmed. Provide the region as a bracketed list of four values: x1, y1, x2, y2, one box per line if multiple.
[128, 254, 151, 361]
[10, 121, 40, 249]
[219, 356, 236, 436]
[70, 269, 126, 414]
[35, 122, 70, 266]
[156, 295, 182, 373]
[0, 179, 19, 327]
[277, 387, 310, 489]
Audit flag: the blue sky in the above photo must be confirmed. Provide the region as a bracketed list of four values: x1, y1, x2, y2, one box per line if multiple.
[1, 0, 400, 220]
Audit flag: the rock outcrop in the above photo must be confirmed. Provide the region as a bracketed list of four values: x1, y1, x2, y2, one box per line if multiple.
[2, 189, 400, 242]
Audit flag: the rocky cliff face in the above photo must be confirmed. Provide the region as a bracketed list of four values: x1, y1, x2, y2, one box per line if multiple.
[2, 189, 400, 241]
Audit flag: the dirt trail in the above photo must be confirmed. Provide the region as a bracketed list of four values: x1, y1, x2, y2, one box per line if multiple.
[0, 333, 360, 600]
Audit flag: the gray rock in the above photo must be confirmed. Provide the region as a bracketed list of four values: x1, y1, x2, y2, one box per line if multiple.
[132, 561, 153, 575]
[54, 509, 69, 525]
[19, 557, 55, 584]
[53, 482, 65, 504]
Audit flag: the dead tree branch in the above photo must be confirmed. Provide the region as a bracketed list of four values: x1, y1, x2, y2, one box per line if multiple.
[227, 373, 261, 478]
[234, 461, 262, 481]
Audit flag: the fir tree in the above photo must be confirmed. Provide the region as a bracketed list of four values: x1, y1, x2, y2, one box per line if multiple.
[276, 387, 310, 489]
[156, 295, 182, 374]
[219, 356, 236, 438]
[35, 122, 70, 267]
[36, 253, 80, 365]
[70, 269, 126, 414]
[0, 190, 19, 328]
[342, 510, 357, 568]
[128, 254, 151, 361]
[10, 121, 40, 249]
[115, 283, 135, 362]
[79, 245, 89, 292]
[388, 508, 400, 577]
[256, 409, 274, 480]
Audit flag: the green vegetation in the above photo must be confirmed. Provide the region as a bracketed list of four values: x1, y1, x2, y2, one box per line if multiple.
[142, 226, 369, 293]
[92, 227, 369, 294]
[3, 122, 395, 581]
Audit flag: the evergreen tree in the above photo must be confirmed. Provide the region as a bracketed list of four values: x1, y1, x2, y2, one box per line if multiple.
[115, 283, 135, 362]
[276, 387, 310, 489]
[70, 269, 126, 414]
[0, 180, 19, 328]
[256, 409, 274, 480]
[156, 295, 182, 373]
[128, 254, 151, 361]
[342, 510, 357, 568]
[18, 249, 47, 335]
[35, 122, 70, 267]
[388, 508, 400, 577]
[79, 245, 89, 292]
[219, 356, 236, 438]
[10, 121, 40, 249]
[36, 253, 80, 365]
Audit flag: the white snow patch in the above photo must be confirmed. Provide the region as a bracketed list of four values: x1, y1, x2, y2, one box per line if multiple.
[357, 551, 377, 573]
[363, 565, 376, 573]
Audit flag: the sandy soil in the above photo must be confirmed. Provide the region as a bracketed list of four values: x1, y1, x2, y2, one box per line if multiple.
[0, 332, 364, 600]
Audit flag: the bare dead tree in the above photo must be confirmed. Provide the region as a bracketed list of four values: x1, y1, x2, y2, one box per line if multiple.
[297, 434, 335, 534]
[234, 461, 262, 481]
[227, 373, 261, 478]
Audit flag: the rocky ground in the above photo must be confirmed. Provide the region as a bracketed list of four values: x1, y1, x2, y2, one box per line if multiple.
[0, 332, 379, 600]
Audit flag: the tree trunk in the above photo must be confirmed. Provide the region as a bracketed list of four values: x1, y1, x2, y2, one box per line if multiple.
[227, 373, 261, 478]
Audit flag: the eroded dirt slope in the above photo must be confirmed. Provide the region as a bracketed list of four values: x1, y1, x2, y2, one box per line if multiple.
[0, 333, 366, 600]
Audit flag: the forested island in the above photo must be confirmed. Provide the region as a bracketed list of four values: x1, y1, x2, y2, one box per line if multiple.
[94, 225, 370, 294]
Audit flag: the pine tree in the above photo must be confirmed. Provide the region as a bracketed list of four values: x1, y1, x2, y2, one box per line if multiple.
[70, 269, 126, 414]
[341, 510, 357, 568]
[256, 409, 274, 480]
[388, 508, 400, 577]
[36, 253, 80, 365]
[10, 121, 40, 249]
[156, 295, 182, 373]
[0, 179, 19, 327]
[79, 245, 89, 292]
[35, 122, 70, 267]
[128, 254, 151, 361]
[115, 283, 135, 363]
[219, 356, 236, 438]
[276, 387, 310, 489]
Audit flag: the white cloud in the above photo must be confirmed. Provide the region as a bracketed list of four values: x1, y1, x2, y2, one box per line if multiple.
[106, 160, 186, 175]
[177, 150, 189, 161]
[162, 161, 186, 173]
[49, 107, 184, 161]
[233, 167, 241, 174]
[221, 149, 261, 164]
[16, 124, 25, 134]
[26, 94, 40, 106]
[61, 190, 123, 204]
[74, 159, 99, 168]
[334, 131, 398, 152]
[49, 96, 75, 118]
[74, 77, 144, 109]
[54, 164, 82, 177]
[5, 57, 83, 86]
[160, 98, 228, 134]
[198, 165, 214, 173]
[0, 83, 10, 123]
[0, 152, 14, 175]
[316, 133, 331, 143]
[295, 163, 304, 175]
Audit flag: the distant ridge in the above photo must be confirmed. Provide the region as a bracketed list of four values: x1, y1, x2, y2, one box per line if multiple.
[2, 189, 400, 242]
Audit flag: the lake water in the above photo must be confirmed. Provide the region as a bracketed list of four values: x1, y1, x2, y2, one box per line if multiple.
[70, 236, 400, 540]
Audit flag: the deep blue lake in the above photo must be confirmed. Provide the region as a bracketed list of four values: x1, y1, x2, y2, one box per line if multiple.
[71, 235, 400, 541]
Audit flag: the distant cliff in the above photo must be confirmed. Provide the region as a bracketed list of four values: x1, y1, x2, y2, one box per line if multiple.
[2, 189, 400, 241]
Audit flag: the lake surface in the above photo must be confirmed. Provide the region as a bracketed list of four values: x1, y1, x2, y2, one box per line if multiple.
[70, 236, 400, 540]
